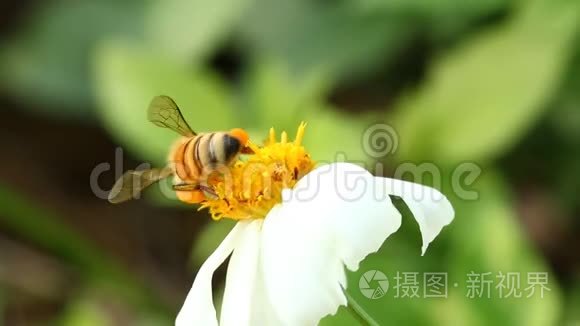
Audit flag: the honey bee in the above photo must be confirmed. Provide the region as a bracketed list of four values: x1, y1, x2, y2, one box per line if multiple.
[108, 95, 251, 204]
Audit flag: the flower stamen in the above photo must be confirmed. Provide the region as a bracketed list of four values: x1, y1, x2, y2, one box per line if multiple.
[198, 122, 314, 220]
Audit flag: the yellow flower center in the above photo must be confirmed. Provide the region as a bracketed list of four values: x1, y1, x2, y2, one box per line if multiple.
[199, 122, 315, 220]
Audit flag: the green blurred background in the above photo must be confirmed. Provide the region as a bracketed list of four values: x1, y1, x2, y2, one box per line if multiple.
[0, 0, 579, 325]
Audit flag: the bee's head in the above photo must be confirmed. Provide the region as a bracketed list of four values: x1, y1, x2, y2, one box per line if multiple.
[228, 128, 249, 146]
[223, 128, 250, 162]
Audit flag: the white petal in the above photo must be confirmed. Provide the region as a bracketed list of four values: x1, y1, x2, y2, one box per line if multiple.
[383, 177, 455, 255]
[249, 249, 284, 325]
[176, 222, 247, 326]
[261, 163, 402, 325]
[220, 220, 262, 326]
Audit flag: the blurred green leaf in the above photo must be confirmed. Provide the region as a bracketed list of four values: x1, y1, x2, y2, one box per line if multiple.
[0, 0, 143, 117]
[352, 0, 507, 15]
[59, 296, 111, 326]
[191, 219, 235, 266]
[0, 288, 3, 325]
[0, 184, 170, 317]
[550, 46, 580, 145]
[241, 60, 378, 163]
[564, 281, 580, 324]
[351, 0, 510, 40]
[392, 0, 579, 164]
[93, 42, 236, 164]
[146, 0, 252, 64]
[239, 0, 413, 84]
[58, 289, 171, 326]
[443, 172, 562, 325]
[241, 60, 329, 128]
[302, 109, 379, 164]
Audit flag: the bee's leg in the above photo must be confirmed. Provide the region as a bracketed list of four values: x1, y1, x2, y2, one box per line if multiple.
[175, 189, 206, 204]
[198, 185, 218, 199]
[173, 183, 217, 202]
[173, 183, 198, 191]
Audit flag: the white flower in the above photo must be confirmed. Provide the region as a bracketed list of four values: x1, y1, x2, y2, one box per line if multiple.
[176, 162, 454, 326]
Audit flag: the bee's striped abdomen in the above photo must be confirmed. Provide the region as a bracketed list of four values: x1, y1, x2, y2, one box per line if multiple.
[172, 136, 199, 181]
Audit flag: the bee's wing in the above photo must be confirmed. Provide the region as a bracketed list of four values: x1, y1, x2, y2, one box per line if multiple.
[108, 167, 173, 204]
[148, 96, 196, 136]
